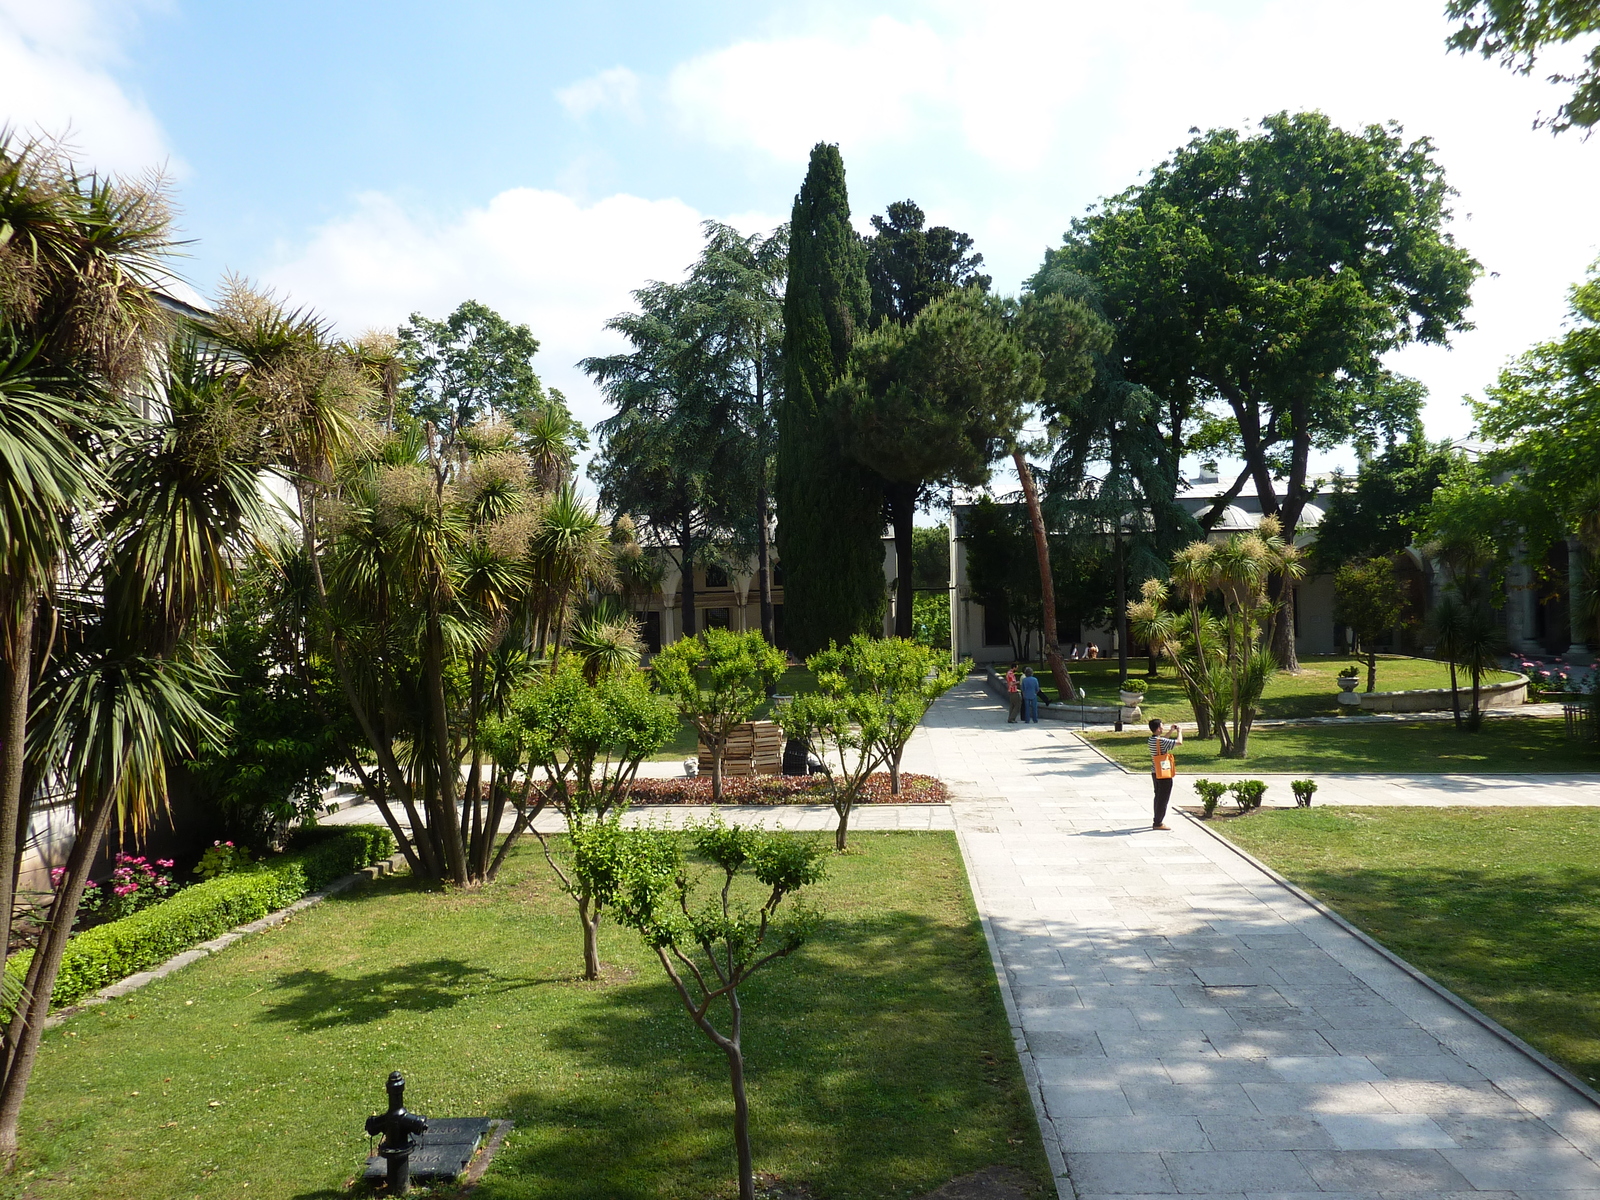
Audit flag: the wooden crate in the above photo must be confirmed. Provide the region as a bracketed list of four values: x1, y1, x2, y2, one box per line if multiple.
[698, 720, 783, 776]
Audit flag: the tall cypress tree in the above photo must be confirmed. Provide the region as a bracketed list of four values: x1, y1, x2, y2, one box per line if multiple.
[777, 143, 885, 654]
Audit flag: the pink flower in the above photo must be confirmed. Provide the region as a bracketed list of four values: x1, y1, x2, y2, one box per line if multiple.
[113, 884, 136, 896]
[157, 859, 174, 869]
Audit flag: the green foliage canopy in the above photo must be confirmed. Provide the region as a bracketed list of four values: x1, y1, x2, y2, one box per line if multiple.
[1447, 0, 1600, 131]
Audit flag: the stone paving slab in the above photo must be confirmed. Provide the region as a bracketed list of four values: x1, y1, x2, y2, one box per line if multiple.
[897, 678, 1600, 1199]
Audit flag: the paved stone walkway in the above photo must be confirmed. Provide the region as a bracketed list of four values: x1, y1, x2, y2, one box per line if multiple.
[1162, 771, 1600, 809]
[899, 678, 1600, 1200]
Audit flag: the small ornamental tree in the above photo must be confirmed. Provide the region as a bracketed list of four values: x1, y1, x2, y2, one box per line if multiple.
[503, 661, 678, 979]
[1333, 557, 1414, 693]
[652, 629, 787, 800]
[614, 821, 827, 1200]
[815, 636, 963, 795]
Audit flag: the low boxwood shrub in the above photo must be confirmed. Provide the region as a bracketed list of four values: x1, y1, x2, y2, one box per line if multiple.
[1290, 779, 1317, 807]
[10, 824, 393, 1011]
[1120, 677, 1149, 694]
[1192, 779, 1228, 818]
[1229, 780, 1267, 811]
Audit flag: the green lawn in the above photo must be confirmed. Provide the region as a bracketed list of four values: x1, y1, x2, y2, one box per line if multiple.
[1026, 654, 1517, 721]
[11, 833, 1047, 1200]
[1086, 716, 1597, 774]
[649, 666, 819, 761]
[1214, 807, 1600, 1087]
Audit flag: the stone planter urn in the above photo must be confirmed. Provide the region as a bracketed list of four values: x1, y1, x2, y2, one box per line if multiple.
[1337, 675, 1359, 693]
[1118, 689, 1143, 723]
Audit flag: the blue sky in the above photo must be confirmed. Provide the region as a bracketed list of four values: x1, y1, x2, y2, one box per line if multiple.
[7, 0, 1600, 483]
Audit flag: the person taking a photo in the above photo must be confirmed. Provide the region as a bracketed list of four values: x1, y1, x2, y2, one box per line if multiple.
[1148, 717, 1182, 830]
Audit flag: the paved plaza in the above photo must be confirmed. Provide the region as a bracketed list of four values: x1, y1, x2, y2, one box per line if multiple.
[901, 679, 1600, 1199]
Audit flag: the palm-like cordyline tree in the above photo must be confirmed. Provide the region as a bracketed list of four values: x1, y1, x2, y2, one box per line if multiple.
[0, 321, 278, 1160]
[0, 134, 202, 1162]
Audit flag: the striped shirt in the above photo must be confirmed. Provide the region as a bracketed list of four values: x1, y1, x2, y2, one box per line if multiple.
[1147, 735, 1179, 757]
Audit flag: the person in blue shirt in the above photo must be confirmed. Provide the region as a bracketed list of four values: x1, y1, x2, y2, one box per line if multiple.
[1019, 668, 1041, 723]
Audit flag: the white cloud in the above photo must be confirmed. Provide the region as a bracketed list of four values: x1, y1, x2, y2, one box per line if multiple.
[556, 66, 642, 119]
[0, 0, 176, 177]
[668, 16, 954, 163]
[263, 188, 782, 468]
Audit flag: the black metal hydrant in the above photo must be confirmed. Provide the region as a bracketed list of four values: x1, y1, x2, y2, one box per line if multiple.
[366, 1071, 429, 1193]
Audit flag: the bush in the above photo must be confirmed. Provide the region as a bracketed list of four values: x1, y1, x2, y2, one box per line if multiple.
[1290, 779, 1317, 807]
[1120, 677, 1149, 694]
[10, 825, 393, 1011]
[1192, 779, 1229, 818]
[1338, 665, 1360, 679]
[1229, 780, 1267, 811]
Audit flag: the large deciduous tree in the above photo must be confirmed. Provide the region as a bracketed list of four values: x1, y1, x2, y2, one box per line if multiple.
[586, 223, 786, 643]
[1053, 111, 1480, 669]
[400, 299, 584, 472]
[777, 144, 886, 655]
[854, 201, 993, 636]
[1446, 0, 1600, 132]
[1312, 439, 1460, 569]
[838, 287, 1030, 638]
[1472, 259, 1600, 566]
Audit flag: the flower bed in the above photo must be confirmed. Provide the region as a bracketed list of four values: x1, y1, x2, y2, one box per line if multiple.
[10, 824, 394, 1011]
[623, 772, 949, 805]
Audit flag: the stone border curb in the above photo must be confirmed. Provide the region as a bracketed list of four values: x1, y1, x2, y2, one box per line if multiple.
[456, 1118, 514, 1193]
[947, 798, 1074, 1200]
[42, 851, 410, 1029]
[1179, 808, 1600, 1115]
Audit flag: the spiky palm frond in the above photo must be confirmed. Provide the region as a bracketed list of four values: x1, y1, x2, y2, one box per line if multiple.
[0, 338, 117, 594]
[103, 335, 282, 645]
[28, 636, 226, 837]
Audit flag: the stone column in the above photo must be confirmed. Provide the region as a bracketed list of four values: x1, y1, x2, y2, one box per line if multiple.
[1505, 546, 1544, 654]
[1567, 536, 1595, 664]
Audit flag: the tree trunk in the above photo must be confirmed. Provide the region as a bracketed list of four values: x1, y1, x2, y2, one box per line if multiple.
[1012, 450, 1076, 703]
[680, 508, 697, 640]
[0, 597, 36, 972]
[890, 745, 903, 796]
[711, 736, 723, 802]
[835, 802, 849, 852]
[1274, 580, 1302, 672]
[1366, 648, 1377, 694]
[426, 613, 469, 887]
[580, 896, 600, 982]
[1114, 522, 1128, 685]
[757, 470, 774, 645]
[1469, 664, 1483, 732]
[1448, 661, 1462, 731]
[888, 481, 916, 640]
[0, 784, 117, 1163]
[726, 988, 753, 1200]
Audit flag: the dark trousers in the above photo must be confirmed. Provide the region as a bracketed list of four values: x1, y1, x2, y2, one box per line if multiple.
[1152, 775, 1174, 826]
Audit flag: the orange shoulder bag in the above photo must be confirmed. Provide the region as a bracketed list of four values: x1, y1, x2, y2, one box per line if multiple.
[1152, 742, 1176, 780]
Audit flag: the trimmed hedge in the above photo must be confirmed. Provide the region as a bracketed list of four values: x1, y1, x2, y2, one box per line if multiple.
[11, 824, 394, 1011]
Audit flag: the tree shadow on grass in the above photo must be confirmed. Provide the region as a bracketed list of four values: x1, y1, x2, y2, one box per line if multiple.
[468, 911, 1050, 1200]
[1294, 863, 1600, 1079]
[256, 958, 552, 1033]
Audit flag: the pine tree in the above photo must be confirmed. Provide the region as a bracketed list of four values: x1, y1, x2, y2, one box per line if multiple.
[777, 143, 886, 654]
